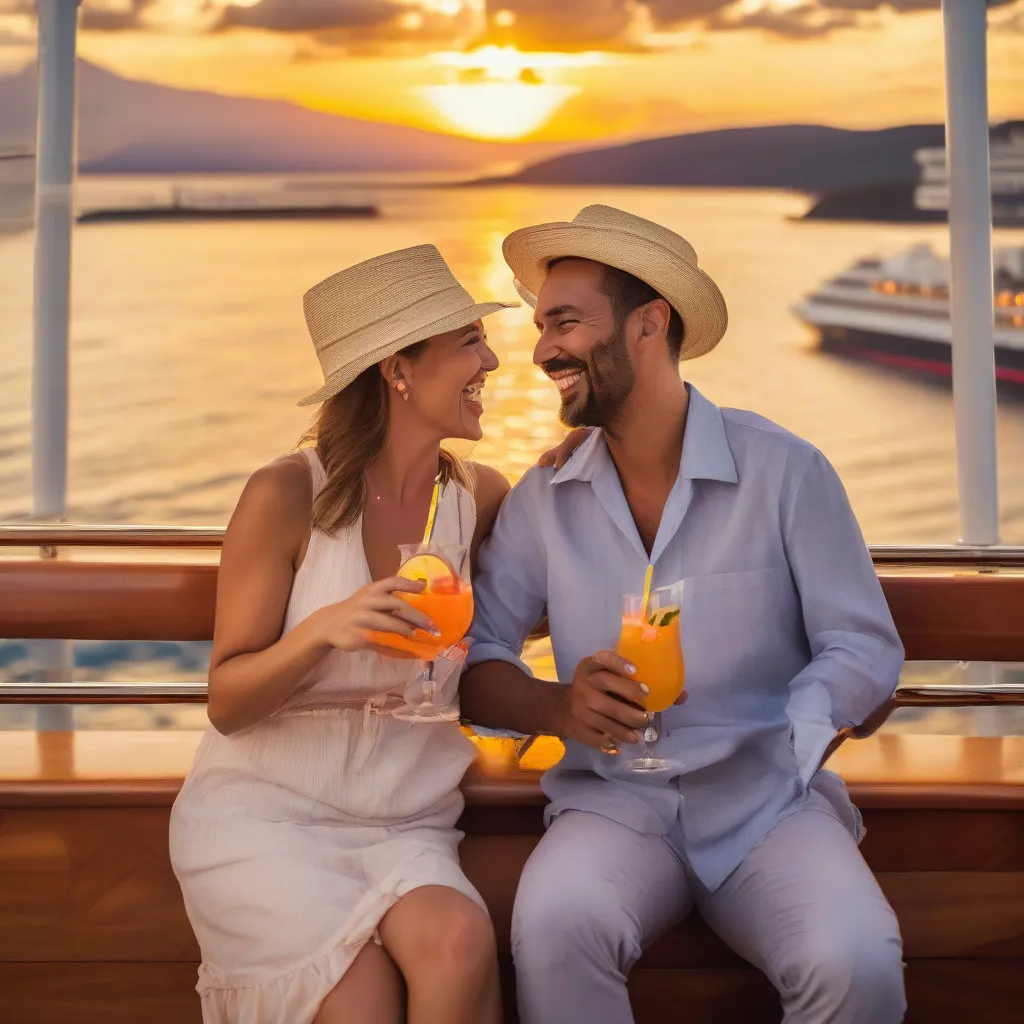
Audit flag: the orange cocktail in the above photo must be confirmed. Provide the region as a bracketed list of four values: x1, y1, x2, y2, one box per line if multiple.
[366, 547, 473, 660]
[616, 606, 684, 712]
[615, 586, 685, 774]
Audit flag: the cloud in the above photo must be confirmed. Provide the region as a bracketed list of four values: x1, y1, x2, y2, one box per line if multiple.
[218, 0, 406, 34]
[705, 2, 859, 39]
[820, 0, 1017, 8]
[5, 0, 1020, 52]
[477, 1, 636, 51]
[79, 1, 159, 32]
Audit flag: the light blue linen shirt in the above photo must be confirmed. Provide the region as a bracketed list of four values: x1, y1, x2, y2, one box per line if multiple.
[467, 384, 904, 891]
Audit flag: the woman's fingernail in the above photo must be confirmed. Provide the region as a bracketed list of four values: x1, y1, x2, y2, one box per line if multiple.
[429, 627, 442, 637]
[629, 732, 640, 744]
[639, 683, 650, 694]
[625, 663, 637, 675]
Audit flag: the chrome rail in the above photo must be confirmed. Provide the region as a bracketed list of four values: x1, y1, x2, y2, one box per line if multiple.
[3, 526, 1024, 565]
[0, 682, 208, 703]
[0, 524, 224, 547]
[1, 682, 1024, 707]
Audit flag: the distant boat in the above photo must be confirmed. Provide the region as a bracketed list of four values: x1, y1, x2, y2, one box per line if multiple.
[802, 120, 1024, 225]
[792, 243, 1024, 385]
[77, 185, 378, 224]
[915, 121, 1024, 226]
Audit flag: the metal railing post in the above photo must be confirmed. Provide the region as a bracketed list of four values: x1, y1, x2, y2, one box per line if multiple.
[31, 0, 81, 730]
[941, 0, 1000, 545]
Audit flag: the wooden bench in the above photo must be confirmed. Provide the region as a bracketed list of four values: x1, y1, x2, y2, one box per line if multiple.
[1, 549, 1024, 1022]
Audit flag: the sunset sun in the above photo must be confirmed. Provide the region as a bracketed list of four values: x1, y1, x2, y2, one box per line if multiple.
[420, 45, 592, 140]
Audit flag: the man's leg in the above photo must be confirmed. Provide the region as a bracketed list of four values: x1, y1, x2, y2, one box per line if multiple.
[695, 806, 905, 1024]
[512, 810, 691, 1024]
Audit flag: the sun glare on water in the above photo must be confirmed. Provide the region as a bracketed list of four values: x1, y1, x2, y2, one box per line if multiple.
[421, 45, 593, 141]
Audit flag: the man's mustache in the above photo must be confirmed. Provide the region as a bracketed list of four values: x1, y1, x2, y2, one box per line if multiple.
[542, 358, 588, 375]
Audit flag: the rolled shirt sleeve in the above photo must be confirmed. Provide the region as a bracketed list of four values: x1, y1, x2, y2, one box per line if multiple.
[782, 449, 904, 780]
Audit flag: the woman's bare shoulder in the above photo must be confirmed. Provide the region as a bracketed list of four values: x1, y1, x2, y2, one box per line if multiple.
[469, 462, 511, 513]
[229, 453, 312, 544]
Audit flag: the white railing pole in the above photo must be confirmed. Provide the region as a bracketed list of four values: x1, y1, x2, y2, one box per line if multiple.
[31, 1, 80, 728]
[31, 0, 79, 519]
[941, 0, 999, 545]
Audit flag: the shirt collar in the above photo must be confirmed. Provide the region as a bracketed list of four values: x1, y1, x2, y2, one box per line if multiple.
[549, 383, 738, 487]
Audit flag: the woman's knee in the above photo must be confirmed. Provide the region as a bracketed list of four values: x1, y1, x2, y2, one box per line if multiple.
[391, 891, 497, 985]
[431, 901, 497, 982]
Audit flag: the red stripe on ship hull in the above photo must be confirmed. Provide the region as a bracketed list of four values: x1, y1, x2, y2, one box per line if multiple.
[844, 347, 1024, 386]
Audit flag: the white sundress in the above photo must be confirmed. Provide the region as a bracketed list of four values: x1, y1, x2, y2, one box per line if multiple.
[170, 448, 484, 1023]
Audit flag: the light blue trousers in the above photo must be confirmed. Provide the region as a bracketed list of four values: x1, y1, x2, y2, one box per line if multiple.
[511, 806, 906, 1024]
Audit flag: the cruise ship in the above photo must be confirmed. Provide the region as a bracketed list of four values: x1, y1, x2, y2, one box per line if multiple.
[916, 121, 1024, 225]
[792, 243, 1024, 385]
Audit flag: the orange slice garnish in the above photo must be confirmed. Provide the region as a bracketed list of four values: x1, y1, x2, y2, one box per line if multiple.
[397, 553, 458, 592]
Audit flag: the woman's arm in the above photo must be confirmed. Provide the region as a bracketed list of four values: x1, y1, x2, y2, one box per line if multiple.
[207, 457, 435, 735]
[469, 462, 511, 569]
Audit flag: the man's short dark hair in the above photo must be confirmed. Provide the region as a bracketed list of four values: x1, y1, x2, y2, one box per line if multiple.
[549, 257, 685, 359]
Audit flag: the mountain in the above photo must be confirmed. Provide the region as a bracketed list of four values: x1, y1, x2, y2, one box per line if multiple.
[0, 60, 562, 174]
[493, 124, 948, 192]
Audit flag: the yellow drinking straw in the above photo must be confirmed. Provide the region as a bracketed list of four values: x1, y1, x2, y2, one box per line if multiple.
[421, 473, 442, 545]
[640, 563, 654, 622]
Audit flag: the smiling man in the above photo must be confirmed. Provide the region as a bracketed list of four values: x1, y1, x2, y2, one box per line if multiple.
[460, 205, 907, 1024]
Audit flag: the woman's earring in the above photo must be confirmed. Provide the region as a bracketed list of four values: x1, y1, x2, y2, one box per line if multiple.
[395, 380, 409, 402]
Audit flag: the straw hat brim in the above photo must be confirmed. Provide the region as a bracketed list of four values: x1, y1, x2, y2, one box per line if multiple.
[298, 299, 516, 407]
[503, 223, 728, 360]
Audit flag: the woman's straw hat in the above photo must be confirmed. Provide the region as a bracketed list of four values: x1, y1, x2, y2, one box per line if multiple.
[299, 244, 517, 406]
[503, 205, 728, 360]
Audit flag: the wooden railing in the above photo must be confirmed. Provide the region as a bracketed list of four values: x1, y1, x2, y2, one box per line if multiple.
[2, 528, 1024, 710]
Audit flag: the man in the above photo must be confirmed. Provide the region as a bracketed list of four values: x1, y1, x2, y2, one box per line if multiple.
[460, 205, 906, 1023]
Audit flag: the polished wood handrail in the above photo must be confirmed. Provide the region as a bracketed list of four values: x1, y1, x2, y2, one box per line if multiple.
[0, 561, 217, 641]
[3, 558, 1024, 659]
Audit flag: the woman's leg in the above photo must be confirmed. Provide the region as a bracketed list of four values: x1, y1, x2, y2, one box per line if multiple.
[314, 940, 406, 1024]
[378, 885, 502, 1024]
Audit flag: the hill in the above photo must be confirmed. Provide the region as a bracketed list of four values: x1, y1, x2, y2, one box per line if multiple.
[0, 60, 561, 174]
[494, 124, 947, 192]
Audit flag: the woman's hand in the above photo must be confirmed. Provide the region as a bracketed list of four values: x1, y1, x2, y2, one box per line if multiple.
[537, 427, 594, 470]
[311, 576, 439, 653]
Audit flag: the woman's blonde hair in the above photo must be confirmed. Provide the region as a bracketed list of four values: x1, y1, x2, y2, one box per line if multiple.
[299, 339, 473, 535]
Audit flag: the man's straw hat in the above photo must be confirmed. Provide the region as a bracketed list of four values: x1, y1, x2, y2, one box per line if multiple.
[299, 244, 517, 406]
[503, 205, 728, 360]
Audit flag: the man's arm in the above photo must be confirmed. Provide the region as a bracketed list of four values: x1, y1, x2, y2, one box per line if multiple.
[783, 448, 904, 741]
[461, 470, 648, 748]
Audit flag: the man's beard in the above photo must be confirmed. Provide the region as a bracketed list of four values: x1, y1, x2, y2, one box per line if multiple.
[555, 321, 635, 431]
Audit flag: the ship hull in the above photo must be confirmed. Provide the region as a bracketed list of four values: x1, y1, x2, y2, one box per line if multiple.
[76, 204, 378, 224]
[815, 324, 1024, 386]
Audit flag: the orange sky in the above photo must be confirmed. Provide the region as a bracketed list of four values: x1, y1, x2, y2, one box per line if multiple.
[1, 1, 1022, 143]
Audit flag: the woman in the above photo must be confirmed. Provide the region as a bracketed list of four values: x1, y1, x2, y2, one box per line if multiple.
[170, 244, 518, 1024]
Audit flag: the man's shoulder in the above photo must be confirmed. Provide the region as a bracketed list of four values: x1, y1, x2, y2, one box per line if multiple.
[721, 407, 818, 452]
[506, 464, 555, 502]
[720, 407, 822, 477]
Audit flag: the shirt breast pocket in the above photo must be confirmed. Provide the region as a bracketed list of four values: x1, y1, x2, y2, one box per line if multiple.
[681, 567, 782, 699]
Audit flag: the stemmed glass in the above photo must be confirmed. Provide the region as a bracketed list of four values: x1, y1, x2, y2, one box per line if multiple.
[379, 542, 474, 723]
[615, 583, 685, 774]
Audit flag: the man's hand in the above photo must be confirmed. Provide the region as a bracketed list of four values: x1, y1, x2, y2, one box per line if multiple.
[556, 650, 687, 754]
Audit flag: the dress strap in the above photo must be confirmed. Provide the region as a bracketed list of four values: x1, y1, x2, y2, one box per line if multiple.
[300, 447, 328, 498]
